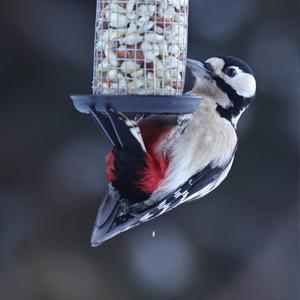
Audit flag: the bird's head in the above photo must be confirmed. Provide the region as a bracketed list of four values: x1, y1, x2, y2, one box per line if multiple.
[187, 56, 256, 126]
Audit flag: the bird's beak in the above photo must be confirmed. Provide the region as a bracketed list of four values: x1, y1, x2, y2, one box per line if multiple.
[187, 58, 213, 77]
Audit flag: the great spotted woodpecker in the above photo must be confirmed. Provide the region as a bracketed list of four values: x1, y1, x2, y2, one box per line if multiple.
[91, 55, 256, 246]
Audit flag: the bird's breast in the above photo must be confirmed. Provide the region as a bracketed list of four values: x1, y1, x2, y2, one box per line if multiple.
[155, 98, 238, 197]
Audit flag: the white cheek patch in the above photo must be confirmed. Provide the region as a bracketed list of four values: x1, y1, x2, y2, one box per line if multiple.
[225, 72, 256, 98]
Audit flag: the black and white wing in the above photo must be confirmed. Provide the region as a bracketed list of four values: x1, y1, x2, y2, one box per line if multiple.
[90, 160, 233, 247]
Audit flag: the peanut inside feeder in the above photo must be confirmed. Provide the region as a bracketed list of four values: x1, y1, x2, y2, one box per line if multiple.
[93, 0, 189, 96]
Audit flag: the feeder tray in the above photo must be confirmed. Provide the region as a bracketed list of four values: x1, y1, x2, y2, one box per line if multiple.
[70, 95, 202, 146]
[70, 94, 202, 114]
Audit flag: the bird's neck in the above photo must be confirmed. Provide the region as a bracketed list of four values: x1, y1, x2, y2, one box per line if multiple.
[216, 104, 247, 129]
[213, 76, 251, 127]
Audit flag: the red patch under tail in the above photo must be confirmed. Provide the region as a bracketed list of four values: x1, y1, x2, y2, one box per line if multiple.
[136, 121, 172, 193]
[106, 150, 116, 182]
[137, 153, 169, 194]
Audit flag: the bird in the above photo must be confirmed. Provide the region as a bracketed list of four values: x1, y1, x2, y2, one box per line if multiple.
[90, 55, 256, 246]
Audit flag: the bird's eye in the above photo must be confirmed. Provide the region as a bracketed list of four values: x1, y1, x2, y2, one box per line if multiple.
[225, 67, 237, 78]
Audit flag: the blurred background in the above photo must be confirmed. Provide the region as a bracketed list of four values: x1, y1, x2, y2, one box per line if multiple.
[0, 0, 299, 299]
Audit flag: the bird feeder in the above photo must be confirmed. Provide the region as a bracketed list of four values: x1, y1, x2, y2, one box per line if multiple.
[71, 0, 201, 128]
[69, 0, 204, 245]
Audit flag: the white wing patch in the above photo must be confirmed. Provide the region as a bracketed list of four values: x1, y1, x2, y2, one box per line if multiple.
[114, 109, 146, 152]
[124, 119, 146, 152]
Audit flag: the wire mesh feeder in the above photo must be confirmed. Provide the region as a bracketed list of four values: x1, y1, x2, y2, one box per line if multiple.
[94, 0, 189, 95]
[71, 0, 201, 128]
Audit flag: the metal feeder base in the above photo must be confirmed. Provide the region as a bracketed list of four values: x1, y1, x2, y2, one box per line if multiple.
[70, 94, 202, 146]
[70, 94, 202, 115]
